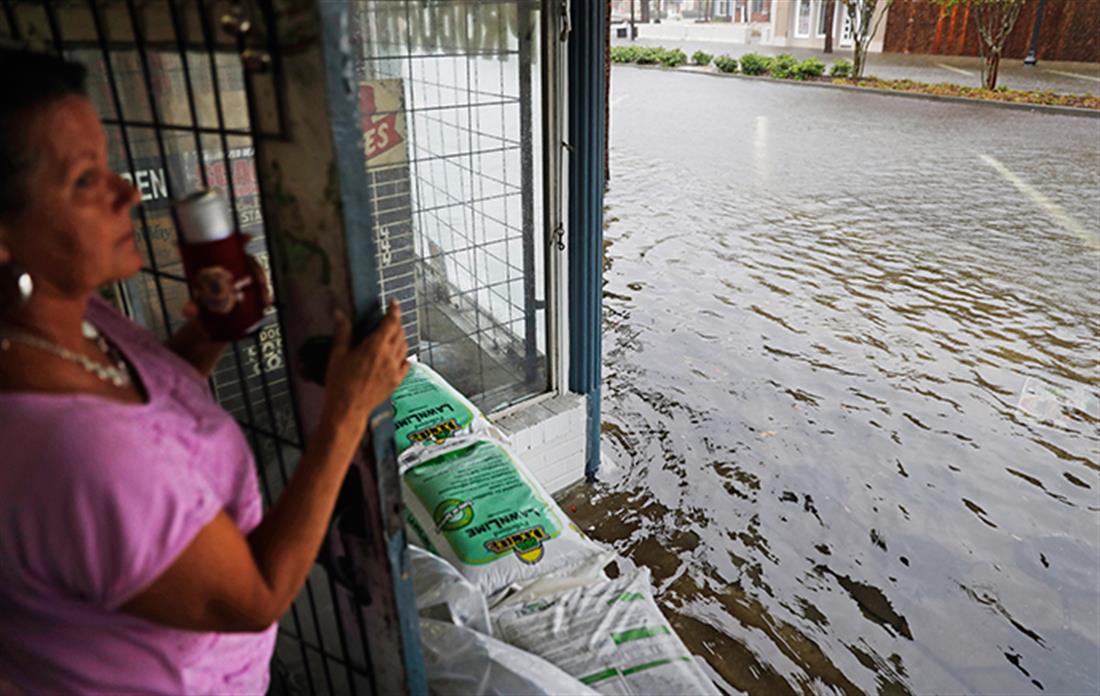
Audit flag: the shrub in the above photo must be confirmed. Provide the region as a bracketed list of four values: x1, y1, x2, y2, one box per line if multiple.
[829, 58, 852, 77]
[692, 50, 713, 66]
[793, 57, 826, 80]
[634, 47, 662, 64]
[769, 53, 798, 79]
[714, 55, 739, 73]
[659, 48, 687, 68]
[610, 46, 633, 63]
[611, 45, 651, 63]
[738, 52, 773, 76]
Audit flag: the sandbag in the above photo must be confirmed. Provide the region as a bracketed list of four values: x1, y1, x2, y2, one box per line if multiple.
[401, 438, 604, 597]
[408, 546, 491, 635]
[489, 550, 614, 610]
[419, 618, 599, 696]
[491, 569, 721, 696]
[391, 360, 488, 456]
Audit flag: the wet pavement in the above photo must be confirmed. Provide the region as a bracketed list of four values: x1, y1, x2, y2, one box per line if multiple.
[561, 66, 1100, 695]
[612, 36, 1100, 95]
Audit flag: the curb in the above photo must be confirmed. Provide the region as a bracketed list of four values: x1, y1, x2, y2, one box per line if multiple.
[619, 63, 1100, 119]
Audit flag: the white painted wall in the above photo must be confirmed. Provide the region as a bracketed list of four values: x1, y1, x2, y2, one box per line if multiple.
[494, 394, 587, 495]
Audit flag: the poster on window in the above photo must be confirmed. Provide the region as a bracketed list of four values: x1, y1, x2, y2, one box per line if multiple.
[359, 79, 419, 353]
[360, 79, 409, 168]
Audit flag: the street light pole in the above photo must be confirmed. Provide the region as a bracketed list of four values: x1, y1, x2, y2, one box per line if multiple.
[630, 0, 636, 40]
[1023, 0, 1047, 66]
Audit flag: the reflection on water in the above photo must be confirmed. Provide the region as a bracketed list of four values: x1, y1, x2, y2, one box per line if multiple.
[562, 68, 1100, 695]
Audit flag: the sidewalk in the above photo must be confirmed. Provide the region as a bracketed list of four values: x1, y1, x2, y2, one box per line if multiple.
[611, 36, 1100, 96]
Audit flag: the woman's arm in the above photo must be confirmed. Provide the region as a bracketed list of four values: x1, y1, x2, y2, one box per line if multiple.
[122, 302, 409, 631]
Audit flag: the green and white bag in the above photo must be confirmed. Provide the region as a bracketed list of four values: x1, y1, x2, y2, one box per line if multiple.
[401, 438, 604, 597]
[491, 568, 721, 696]
[391, 360, 488, 456]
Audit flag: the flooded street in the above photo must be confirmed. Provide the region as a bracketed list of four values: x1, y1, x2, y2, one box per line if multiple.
[563, 67, 1100, 695]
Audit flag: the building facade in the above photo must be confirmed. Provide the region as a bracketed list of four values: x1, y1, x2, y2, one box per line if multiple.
[883, 0, 1099, 63]
[610, 1, 889, 53]
[770, 0, 888, 52]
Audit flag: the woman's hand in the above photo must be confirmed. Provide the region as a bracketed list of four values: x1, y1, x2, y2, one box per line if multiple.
[164, 301, 229, 378]
[321, 300, 409, 435]
[168, 245, 270, 378]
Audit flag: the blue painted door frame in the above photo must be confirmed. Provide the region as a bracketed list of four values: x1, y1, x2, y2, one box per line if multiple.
[567, 0, 607, 480]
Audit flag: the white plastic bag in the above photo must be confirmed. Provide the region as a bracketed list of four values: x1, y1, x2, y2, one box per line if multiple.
[489, 550, 614, 609]
[419, 618, 599, 696]
[401, 437, 604, 597]
[491, 569, 721, 696]
[407, 545, 491, 635]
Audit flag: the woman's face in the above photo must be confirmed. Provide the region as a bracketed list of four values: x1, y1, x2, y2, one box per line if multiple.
[0, 95, 142, 299]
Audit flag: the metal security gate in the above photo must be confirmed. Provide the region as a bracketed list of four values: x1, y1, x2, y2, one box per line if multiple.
[2, 1, 562, 694]
[1, 2, 415, 694]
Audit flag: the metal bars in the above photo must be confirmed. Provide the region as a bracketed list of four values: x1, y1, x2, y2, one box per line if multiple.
[0, 2, 378, 694]
[351, 0, 549, 415]
[1, 0, 565, 691]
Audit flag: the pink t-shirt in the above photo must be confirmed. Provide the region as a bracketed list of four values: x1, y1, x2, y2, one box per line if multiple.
[0, 297, 277, 694]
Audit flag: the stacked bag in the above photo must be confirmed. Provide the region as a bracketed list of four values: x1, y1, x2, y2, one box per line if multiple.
[391, 360, 723, 696]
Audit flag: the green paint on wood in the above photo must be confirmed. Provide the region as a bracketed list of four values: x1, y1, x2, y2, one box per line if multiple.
[283, 233, 332, 284]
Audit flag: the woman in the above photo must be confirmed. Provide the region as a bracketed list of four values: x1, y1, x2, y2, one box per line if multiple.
[0, 48, 409, 693]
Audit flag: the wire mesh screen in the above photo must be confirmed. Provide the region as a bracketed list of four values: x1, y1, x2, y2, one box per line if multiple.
[1, 2, 387, 694]
[351, 0, 549, 415]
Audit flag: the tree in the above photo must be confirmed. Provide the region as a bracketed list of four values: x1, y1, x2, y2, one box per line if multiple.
[840, 0, 895, 79]
[934, 0, 1026, 90]
[823, 0, 836, 53]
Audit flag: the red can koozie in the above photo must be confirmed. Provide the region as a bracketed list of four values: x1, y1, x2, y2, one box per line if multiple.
[173, 190, 266, 342]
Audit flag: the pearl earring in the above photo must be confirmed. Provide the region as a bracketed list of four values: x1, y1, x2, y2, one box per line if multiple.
[1, 264, 33, 308]
[16, 268, 32, 303]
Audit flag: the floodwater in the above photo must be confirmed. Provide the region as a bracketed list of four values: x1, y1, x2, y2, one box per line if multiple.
[563, 67, 1100, 695]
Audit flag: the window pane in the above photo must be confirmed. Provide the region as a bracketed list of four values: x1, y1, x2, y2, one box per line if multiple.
[797, 0, 812, 36]
[351, 1, 549, 414]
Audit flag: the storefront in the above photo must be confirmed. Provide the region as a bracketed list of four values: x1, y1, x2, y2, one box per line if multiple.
[0, 1, 606, 692]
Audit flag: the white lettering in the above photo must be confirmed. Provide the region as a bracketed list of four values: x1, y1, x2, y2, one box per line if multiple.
[121, 168, 169, 202]
[366, 4, 522, 59]
[134, 170, 151, 199]
[147, 168, 168, 200]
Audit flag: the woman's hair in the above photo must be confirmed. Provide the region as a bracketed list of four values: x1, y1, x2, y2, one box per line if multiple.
[0, 46, 88, 220]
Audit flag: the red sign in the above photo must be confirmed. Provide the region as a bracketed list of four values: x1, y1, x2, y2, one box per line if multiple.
[201, 158, 258, 197]
[360, 85, 404, 162]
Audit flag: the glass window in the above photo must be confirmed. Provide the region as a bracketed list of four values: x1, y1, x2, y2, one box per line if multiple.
[818, 0, 831, 36]
[796, 0, 812, 37]
[350, 1, 549, 414]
